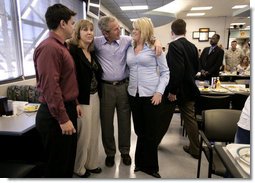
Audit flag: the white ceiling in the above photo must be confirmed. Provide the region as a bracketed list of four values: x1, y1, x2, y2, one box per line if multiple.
[100, 0, 250, 30]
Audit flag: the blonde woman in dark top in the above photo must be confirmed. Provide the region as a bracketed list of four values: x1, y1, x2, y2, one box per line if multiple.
[68, 19, 102, 178]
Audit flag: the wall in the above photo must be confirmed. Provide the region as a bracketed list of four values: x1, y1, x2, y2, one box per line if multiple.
[154, 17, 234, 51]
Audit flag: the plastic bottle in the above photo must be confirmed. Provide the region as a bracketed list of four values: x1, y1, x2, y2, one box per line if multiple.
[216, 77, 221, 89]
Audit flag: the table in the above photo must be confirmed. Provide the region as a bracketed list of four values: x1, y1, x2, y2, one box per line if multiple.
[219, 72, 250, 82]
[215, 144, 250, 178]
[0, 112, 43, 162]
[0, 112, 36, 136]
[197, 81, 250, 96]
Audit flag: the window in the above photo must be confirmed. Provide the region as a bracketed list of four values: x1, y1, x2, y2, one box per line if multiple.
[18, 0, 84, 77]
[0, 0, 84, 82]
[0, 0, 23, 81]
[87, 0, 101, 19]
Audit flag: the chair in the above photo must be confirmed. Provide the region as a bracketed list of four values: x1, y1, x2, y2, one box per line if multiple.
[197, 109, 241, 178]
[195, 95, 231, 130]
[231, 93, 249, 110]
[7, 85, 40, 103]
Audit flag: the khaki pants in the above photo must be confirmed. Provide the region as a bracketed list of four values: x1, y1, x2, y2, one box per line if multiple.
[74, 93, 100, 176]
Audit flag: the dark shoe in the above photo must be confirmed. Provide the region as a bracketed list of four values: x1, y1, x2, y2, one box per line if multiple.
[77, 171, 90, 178]
[150, 172, 161, 178]
[121, 154, 131, 165]
[141, 169, 161, 178]
[183, 145, 199, 159]
[105, 156, 115, 167]
[87, 167, 102, 174]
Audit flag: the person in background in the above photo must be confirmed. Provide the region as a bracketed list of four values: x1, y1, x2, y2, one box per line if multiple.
[225, 40, 244, 72]
[236, 56, 250, 74]
[94, 16, 162, 168]
[127, 17, 170, 178]
[242, 42, 250, 60]
[165, 19, 200, 159]
[199, 34, 224, 80]
[234, 95, 250, 144]
[68, 19, 103, 178]
[33, 4, 79, 177]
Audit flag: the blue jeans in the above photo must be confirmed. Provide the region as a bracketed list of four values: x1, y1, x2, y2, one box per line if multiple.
[234, 126, 250, 144]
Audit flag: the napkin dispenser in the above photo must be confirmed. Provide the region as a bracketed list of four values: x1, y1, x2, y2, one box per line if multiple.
[0, 96, 8, 116]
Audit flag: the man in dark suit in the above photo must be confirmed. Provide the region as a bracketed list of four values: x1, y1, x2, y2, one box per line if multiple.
[199, 34, 224, 80]
[165, 19, 200, 159]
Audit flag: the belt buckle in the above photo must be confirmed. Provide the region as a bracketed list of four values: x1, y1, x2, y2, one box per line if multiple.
[112, 81, 118, 85]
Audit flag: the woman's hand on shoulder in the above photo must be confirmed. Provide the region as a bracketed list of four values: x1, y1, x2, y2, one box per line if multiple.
[154, 39, 162, 56]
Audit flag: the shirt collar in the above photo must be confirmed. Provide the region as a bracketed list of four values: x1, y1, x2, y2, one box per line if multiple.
[174, 35, 185, 41]
[211, 45, 217, 49]
[101, 36, 120, 45]
[49, 31, 66, 45]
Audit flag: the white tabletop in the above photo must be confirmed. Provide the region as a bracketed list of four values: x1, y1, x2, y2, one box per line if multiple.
[224, 144, 250, 178]
[0, 112, 36, 136]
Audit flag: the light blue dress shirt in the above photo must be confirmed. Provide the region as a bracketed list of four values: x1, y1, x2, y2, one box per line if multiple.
[126, 44, 169, 97]
[94, 35, 132, 81]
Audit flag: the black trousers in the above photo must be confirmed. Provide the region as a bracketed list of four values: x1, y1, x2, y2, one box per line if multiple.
[36, 102, 77, 178]
[129, 94, 171, 173]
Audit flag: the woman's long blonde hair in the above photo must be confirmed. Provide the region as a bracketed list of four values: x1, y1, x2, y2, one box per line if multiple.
[132, 17, 155, 48]
[68, 19, 94, 51]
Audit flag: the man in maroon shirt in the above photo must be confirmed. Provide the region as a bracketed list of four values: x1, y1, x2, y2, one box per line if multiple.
[33, 4, 80, 177]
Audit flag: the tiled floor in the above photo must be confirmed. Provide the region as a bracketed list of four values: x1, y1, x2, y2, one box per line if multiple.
[74, 113, 222, 179]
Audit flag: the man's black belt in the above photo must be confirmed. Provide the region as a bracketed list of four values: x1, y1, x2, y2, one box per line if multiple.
[102, 78, 128, 86]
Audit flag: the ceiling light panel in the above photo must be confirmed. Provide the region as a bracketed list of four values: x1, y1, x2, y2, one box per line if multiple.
[191, 6, 212, 11]
[232, 5, 248, 9]
[120, 5, 148, 10]
[187, 13, 205, 16]
[230, 22, 246, 25]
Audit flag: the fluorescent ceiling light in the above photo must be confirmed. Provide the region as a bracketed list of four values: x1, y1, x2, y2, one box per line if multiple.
[120, 5, 148, 11]
[187, 13, 205, 16]
[232, 5, 248, 9]
[230, 22, 246, 25]
[191, 6, 212, 11]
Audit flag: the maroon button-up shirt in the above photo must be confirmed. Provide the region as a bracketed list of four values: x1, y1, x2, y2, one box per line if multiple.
[33, 32, 78, 124]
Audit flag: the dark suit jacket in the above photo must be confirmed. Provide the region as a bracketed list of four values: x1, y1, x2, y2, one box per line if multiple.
[199, 46, 224, 79]
[165, 37, 200, 104]
[69, 44, 102, 105]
